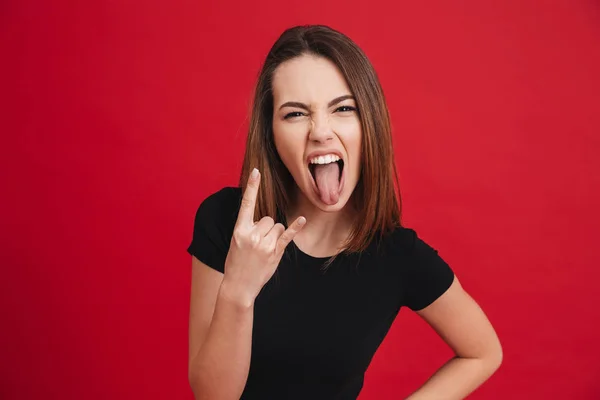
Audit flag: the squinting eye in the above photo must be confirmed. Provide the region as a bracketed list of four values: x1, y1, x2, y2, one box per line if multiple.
[284, 111, 305, 120]
[335, 106, 357, 113]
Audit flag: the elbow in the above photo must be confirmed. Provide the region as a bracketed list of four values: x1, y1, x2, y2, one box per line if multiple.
[188, 368, 201, 400]
[188, 364, 208, 400]
[493, 345, 503, 371]
[188, 367, 238, 400]
[486, 340, 503, 375]
[189, 376, 211, 400]
[462, 340, 503, 377]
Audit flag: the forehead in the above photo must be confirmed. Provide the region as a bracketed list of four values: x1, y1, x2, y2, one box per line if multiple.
[271, 55, 352, 104]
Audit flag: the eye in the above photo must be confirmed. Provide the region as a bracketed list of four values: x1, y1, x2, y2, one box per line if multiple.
[335, 105, 357, 113]
[283, 111, 305, 120]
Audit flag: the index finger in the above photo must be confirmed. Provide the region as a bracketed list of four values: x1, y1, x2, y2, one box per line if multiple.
[236, 168, 260, 227]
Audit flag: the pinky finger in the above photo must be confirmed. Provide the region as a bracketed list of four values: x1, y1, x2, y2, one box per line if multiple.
[275, 217, 306, 255]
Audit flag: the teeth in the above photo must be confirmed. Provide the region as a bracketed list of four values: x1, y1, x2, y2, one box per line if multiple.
[310, 154, 340, 164]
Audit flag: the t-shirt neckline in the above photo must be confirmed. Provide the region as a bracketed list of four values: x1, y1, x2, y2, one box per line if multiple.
[277, 207, 338, 262]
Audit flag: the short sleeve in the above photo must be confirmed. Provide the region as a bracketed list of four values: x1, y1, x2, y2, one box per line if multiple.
[401, 230, 455, 311]
[187, 187, 241, 273]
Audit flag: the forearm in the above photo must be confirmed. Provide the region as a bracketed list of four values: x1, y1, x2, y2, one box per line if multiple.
[189, 281, 254, 400]
[406, 355, 501, 400]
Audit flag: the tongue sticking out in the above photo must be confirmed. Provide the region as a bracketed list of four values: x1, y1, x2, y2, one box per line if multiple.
[313, 163, 341, 205]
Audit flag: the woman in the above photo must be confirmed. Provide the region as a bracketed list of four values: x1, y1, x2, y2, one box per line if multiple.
[187, 25, 502, 399]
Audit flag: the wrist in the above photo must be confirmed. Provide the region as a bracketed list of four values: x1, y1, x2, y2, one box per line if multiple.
[218, 279, 255, 310]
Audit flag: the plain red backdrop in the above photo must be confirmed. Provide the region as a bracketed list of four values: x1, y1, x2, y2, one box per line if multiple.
[1, 1, 599, 399]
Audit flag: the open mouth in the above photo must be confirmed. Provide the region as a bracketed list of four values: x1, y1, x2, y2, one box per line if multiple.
[308, 159, 344, 183]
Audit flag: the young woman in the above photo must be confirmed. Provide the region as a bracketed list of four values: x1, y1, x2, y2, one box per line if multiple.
[187, 25, 502, 400]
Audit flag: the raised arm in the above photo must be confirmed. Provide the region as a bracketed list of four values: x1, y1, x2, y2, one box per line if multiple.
[187, 169, 306, 400]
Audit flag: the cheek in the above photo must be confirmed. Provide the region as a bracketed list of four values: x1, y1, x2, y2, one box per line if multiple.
[349, 136, 362, 175]
[334, 120, 362, 157]
[273, 124, 306, 170]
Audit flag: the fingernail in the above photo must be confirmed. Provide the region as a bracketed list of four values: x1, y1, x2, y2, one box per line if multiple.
[298, 216, 306, 226]
[251, 168, 259, 179]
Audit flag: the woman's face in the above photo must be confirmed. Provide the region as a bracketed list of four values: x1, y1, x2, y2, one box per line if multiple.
[271, 54, 362, 211]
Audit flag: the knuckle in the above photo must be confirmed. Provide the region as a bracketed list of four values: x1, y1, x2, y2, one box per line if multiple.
[260, 217, 275, 230]
[259, 240, 273, 253]
[278, 232, 290, 244]
[240, 198, 253, 209]
[232, 230, 244, 245]
[250, 233, 261, 247]
[274, 223, 285, 231]
[265, 243, 277, 260]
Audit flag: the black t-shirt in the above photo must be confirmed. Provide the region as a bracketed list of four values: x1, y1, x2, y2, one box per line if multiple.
[187, 187, 455, 399]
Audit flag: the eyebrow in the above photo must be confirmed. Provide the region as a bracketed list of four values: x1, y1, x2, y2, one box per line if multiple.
[278, 94, 355, 111]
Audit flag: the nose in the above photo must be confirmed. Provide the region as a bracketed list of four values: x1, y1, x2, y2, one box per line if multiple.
[308, 114, 334, 144]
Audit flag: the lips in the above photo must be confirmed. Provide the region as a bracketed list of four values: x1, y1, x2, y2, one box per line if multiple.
[306, 150, 344, 165]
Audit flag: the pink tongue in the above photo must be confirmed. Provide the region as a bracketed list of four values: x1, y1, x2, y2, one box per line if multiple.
[314, 163, 341, 205]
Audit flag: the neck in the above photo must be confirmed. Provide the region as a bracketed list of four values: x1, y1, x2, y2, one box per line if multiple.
[285, 185, 355, 256]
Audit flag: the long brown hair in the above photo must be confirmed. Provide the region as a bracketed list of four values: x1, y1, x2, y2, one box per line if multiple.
[239, 24, 402, 257]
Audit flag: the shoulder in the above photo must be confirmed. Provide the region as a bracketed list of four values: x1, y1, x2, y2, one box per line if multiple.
[386, 226, 455, 310]
[199, 186, 242, 209]
[380, 225, 422, 256]
[195, 186, 242, 220]
[396, 226, 436, 254]
[188, 186, 242, 272]
[381, 225, 450, 269]
[192, 186, 242, 235]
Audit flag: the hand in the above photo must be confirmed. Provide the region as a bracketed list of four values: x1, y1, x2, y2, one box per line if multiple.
[222, 168, 306, 306]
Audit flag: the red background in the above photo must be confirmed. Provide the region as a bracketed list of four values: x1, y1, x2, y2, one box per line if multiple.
[2, 1, 599, 399]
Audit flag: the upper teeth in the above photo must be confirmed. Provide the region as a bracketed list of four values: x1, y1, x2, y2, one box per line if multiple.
[309, 154, 341, 164]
